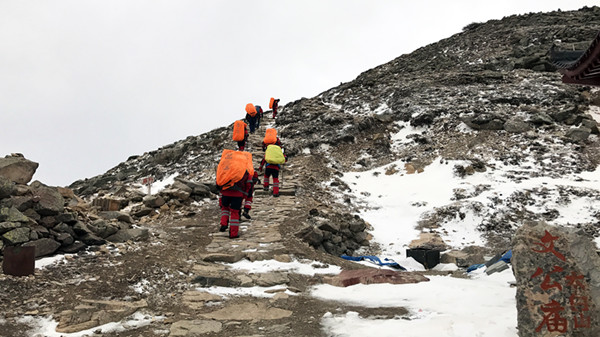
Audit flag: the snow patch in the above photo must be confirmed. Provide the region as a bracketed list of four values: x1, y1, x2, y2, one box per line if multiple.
[314, 270, 517, 337]
[223, 259, 342, 276]
[17, 311, 164, 337]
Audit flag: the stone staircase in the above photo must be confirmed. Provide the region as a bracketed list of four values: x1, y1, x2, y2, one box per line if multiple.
[170, 118, 309, 335]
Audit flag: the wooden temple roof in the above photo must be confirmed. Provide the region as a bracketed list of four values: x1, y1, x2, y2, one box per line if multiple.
[551, 31, 600, 86]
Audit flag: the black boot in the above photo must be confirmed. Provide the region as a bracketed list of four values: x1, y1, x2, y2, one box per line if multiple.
[219, 225, 228, 232]
[242, 209, 251, 219]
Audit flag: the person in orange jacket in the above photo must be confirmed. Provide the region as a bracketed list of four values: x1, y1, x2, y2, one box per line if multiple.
[242, 171, 260, 219]
[219, 171, 252, 238]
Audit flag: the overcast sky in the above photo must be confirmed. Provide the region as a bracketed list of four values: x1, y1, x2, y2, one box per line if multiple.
[1, 1, 597, 187]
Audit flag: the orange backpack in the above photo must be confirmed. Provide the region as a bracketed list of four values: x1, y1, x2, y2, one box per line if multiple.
[263, 128, 277, 145]
[269, 97, 275, 109]
[232, 120, 246, 141]
[245, 103, 257, 117]
[216, 149, 250, 191]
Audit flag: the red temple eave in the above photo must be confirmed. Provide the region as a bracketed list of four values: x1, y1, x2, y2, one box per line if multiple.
[554, 31, 600, 86]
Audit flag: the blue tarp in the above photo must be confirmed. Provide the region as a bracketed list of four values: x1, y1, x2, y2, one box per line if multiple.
[467, 250, 512, 273]
[341, 255, 406, 270]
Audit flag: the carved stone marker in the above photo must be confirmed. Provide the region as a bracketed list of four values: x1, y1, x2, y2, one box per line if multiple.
[512, 221, 600, 336]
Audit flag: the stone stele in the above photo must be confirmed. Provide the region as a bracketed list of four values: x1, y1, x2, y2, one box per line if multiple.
[512, 221, 600, 337]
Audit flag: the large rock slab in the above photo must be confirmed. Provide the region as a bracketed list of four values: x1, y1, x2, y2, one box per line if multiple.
[200, 302, 292, 321]
[0, 155, 38, 184]
[512, 221, 600, 336]
[56, 299, 147, 333]
[325, 269, 429, 287]
[169, 319, 222, 336]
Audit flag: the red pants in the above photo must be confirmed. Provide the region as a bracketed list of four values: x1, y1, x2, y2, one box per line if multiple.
[244, 195, 253, 211]
[264, 168, 280, 195]
[220, 195, 242, 237]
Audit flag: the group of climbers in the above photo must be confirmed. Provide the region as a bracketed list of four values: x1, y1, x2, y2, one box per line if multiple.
[215, 98, 285, 239]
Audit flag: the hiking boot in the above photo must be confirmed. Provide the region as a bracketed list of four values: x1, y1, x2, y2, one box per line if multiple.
[229, 235, 239, 239]
[219, 225, 228, 232]
[242, 210, 251, 219]
[273, 193, 280, 198]
[263, 186, 269, 191]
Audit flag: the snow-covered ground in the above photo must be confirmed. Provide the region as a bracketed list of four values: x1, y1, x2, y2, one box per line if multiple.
[314, 269, 517, 337]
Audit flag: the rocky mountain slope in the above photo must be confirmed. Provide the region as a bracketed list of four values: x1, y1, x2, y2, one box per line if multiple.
[1, 6, 600, 337]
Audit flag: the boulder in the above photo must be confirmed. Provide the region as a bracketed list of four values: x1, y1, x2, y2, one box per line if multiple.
[0, 207, 30, 223]
[2, 227, 31, 244]
[61, 241, 86, 253]
[504, 117, 532, 133]
[54, 232, 74, 246]
[32, 186, 64, 216]
[142, 195, 165, 208]
[512, 221, 600, 336]
[0, 176, 15, 199]
[105, 228, 149, 243]
[97, 211, 134, 224]
[565, 127, 591, 142]
[87, 220, 119, 238]
[0, 221, 20, 235]
[23, 238, 61, 257]
[326, 269, 429, 287]
[0, 154, 38, 184]
[408, 233, 448, 250]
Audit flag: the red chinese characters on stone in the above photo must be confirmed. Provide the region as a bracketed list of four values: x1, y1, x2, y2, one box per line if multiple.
[531, 230, 566, 261]
[529, 231, 592, 332]
[531, 266, 564, 291]
[565, 271, 586, 290]
[535, 300, 568, 333]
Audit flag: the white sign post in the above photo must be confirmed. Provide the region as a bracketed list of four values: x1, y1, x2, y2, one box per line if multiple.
[142, 176, 154, 195]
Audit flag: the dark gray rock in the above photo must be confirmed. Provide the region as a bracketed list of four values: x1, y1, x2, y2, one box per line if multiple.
[143, 195, 166, 208]
[98, 211, 134, 224]
[88, 220, 120, 238]
[53, 223, 76, 237]
[504, 117, 532, 133]
[23, 238, 61, 257]
[318, 222, 340, 233]
[0, 176, 15, 199]
[61, 241, 86, 253]
[105, 228, 149, 243]
[565, 127, 591, 142]
[78, 232, 106, 246]
[54, 232, 74, 246]
[56, 212, 78, 224]
[32, 186, 64, 216]
[131, 206, 154, 218]
[298, 226, 324, 247]
[528, 112, 554, 125]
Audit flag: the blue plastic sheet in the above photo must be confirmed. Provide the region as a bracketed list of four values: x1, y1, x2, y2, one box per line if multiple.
[341, 255, 406, 270]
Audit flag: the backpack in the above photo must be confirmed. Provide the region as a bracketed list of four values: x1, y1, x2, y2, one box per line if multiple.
[245, 103, 257, 117]
[216, 149, 250, 191]
[265, 145, 285, 164]
[232, 120, 246, 141]
[269, 97, 275, 109]
[255, 105, 263, 114]
[263, 128, 277, 145]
